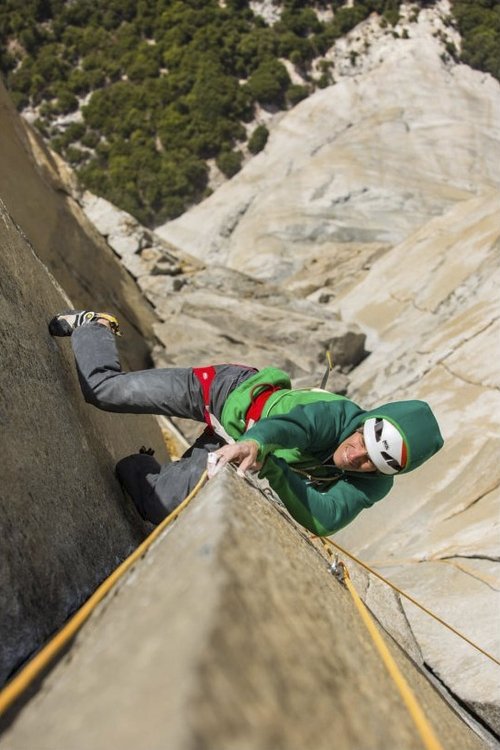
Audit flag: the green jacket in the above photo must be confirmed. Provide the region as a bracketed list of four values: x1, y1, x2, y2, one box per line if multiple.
[221, 368, 444, 536]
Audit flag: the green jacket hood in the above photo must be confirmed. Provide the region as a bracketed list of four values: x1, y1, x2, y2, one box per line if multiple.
[360, 400, 444, 474]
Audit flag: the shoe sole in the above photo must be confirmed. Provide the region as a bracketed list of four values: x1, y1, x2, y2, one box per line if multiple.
[48, 309, 85, 337]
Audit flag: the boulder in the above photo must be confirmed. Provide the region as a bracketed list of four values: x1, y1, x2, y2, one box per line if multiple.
[77, 194, 367, 380]
[149, 269, 366, 377]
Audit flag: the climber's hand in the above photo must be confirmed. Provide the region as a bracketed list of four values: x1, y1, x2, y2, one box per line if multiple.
[214, 441, 262, 476]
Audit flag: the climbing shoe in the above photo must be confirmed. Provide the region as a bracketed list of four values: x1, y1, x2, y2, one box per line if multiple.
[48, 309, 122, 337]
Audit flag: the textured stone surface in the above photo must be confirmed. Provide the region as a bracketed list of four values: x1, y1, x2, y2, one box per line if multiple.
[74, 188, 366, 381]
[150, 281, 366, 377]
[150, 15, 500, 733]
[78, 194, 367, 380]
[332, 190, 500, 732]
[0, 199, 166, 685]
[0, 79, 156, 370]
[2, 4, 499, 739]
[0, 471, 486, 750]
[156, 36, 500, 285]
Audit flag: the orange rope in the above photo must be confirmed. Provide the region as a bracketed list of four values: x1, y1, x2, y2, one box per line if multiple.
[317, 537, 500, 667]
[334, 560, 444, 750]
[0, 470, 208, 717]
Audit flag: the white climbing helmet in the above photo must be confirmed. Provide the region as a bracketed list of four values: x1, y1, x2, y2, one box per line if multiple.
[363, 417, 407, 475]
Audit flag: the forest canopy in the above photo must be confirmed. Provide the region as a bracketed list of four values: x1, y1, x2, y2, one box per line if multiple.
[0, 0, 498, 226]
[452, 0, 500, 81]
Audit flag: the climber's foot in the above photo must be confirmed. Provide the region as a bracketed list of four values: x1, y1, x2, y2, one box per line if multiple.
[48, 309, 121, 337]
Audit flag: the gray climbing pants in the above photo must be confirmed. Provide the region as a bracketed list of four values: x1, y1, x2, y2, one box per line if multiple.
[72, 324, 256, 524]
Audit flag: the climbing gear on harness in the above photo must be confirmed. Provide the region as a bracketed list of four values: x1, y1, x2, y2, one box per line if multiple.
[290, 465, 343, 486]
[48, 310, 122, 337]
[363, 417, 407, 475]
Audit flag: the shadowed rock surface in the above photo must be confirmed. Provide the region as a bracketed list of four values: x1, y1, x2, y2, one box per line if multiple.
[0, 199, 166, 685]
[0, 471, 486, 750]
[0, 78, 156, 371]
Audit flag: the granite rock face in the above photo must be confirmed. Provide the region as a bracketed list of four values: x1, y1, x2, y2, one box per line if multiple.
[156, 35, 500, 285]
[0, 78, 156, 370]
[0, 471, 486, 750]
[1, 4, 499, 741]
[333, 190, 500, 733]
[79, 192, 364, 384]
[0, 198, 166, 685]
[152, 14, 500, 735]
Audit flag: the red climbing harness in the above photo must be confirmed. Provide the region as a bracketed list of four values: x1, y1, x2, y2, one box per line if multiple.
[192, 366, 217, 428]
[193, 367, 282, 434]
[245, 384, 282, 429]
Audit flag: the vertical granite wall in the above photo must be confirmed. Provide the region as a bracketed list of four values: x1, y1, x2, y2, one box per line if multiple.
[0, 198, 166, 684]
[0, 78, 156, 371]
[0, 472, 486, 750]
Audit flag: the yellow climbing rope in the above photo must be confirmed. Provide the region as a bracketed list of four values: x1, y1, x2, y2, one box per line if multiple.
[2, 464, 497, 746]
[317, 536, 500, 668]
[331, 557, 444, 750]
[0, 470, 208, 718]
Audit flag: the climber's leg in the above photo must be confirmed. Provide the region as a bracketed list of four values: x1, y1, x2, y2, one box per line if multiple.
[116, 428, 225, 524]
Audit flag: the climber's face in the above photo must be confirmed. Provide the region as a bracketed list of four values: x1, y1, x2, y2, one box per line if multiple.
[333, 430, 376, 473]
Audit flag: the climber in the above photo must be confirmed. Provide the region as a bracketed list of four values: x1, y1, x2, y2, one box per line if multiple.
[48, 310, 444, 536]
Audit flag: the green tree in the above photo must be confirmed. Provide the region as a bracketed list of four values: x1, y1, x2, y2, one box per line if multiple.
[248, 124, 269, 154]
[287, 83, 310, 105]
[461, 27, 500, 78]
[453, 0, 500, 80]
[11, 0, 492, 227]
[216, 149, 243, 178]
[246, 58, 291, 106]
[278, 8, 322, 37]
[81, 129, 101, 148]
[334, 6, 369, 35]
[55, 89, 79, 114]
[126, 43, 161, 82]
[65, 145, 87, 164]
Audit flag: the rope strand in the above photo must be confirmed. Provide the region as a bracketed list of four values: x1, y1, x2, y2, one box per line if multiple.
[336, 561, 445, 750]
[0, 470, 208, 717]
[316, 536, 500, 667]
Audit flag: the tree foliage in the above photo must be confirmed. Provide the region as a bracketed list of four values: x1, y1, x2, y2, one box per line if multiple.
[216, 148, 243, 177]
[453, 0, 500, 80]
[248, 124, 269, 154]
[0, 0, 497, 226]
[246, 59, 291, 105]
